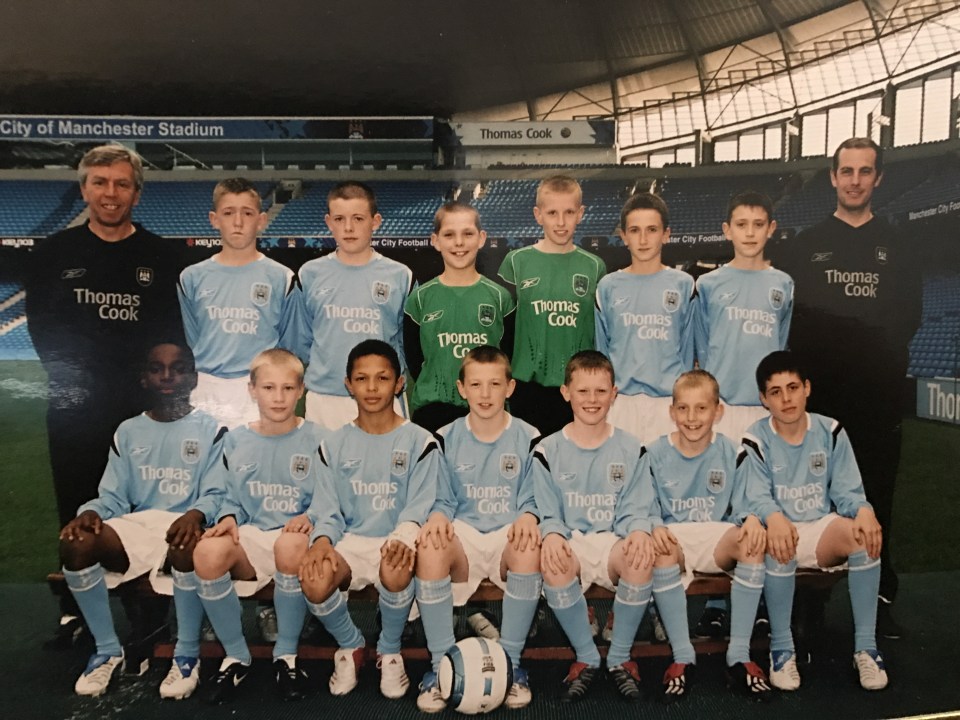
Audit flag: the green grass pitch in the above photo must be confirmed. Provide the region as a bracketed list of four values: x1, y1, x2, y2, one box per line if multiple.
[1, 360, 958, 582]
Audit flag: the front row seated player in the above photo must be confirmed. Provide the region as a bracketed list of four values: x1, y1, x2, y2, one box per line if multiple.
[644, 370, 770, 700]
[191, 348, 325, 704]
[414, 346, 541, 712]
[532, 351, 696, 705]
[740, 351, 888, 691]
[298, 339, 443, 701]
[58, 342, 225, 699]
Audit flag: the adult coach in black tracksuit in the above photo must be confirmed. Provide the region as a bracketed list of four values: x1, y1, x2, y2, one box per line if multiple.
[778, 138, 921, 635]
[25, 145, 184, 643]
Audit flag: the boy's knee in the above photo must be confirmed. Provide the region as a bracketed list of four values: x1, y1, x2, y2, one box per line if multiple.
[59, 535, 98, 571]
[300, 573, 336, 604]
[166, 544, 194, 573]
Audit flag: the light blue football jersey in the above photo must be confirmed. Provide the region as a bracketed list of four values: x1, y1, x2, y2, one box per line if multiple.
[215, 420, 326, 530]
[530, 426, 655, 540]
[645, 432, 746, 525]
[693, 266, 793, 406]
[434, 415, 540, 533]
[178, 256, 307, 378]
[78, 409, 226, 523]
[738, 413, 871, 523]
[595, 268, 695, 397]
[300, 252, 412, 394]
[308, 421, 443, 544]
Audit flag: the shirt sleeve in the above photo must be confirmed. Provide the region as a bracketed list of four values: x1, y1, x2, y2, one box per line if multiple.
[691, 279, 709, 369]
[398, 435, 442, 527]
[307, 440, 348, 546]
[77, 433, 131, 521]
[190, 425, 229, 524]
[827, 423, 871, 518]
[594, 284, 611, 356]
[530, 442, 569, 539]
[737, 433, 780, 524]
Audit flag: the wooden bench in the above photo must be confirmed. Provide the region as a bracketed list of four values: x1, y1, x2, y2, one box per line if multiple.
[47, 570, 844, 662]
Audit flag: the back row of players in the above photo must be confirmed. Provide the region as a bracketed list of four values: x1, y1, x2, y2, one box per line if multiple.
[31, 140, 911, 706]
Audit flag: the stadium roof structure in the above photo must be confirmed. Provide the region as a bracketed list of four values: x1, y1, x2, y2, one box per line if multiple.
[2, 0, 956, 121]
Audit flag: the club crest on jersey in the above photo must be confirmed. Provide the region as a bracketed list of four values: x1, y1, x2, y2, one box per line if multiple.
[520, 277, 540, 290]
[572, 273, 589, 297]
[137, 267, 154, 287]
[372, 281, 391, 304]
[769, 287, 785, 310]
[181, 439, 200, 464]
[809, 451, 827, 477]
[707, 469, 726, 493]
[391, 450, 409, 476]
[290, 454, 311, 481]
[607, 463, 626, 490]
[875, 247, 888, 264]
[251, 282, 271, 307]
[423, 310, 444, 324]
[500, 453, 520, 480]
[478, 304, 495, 327]
[662, 289, 680, 313]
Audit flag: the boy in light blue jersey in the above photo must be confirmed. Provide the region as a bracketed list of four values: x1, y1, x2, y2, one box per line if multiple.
[595, 192, 695, 444]
[531, 351, 666, 704]
[739, 351, 887, 692]
[299, 182, 413, 429]
[192, 348, 325, 704]
[413, 346, 541, 712]
[59, 342, 226, 700]
[178, 178, 307, 428]
[645, 370, 771, 701]
[693, 191, 793, 443]
[299, 340, 444, 701]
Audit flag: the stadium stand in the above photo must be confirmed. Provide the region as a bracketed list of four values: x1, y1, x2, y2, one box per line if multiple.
[0, 181, 84, 236]
[132, 181, 275, 236]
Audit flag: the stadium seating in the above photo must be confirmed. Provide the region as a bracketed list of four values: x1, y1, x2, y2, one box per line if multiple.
[133, 181, 275, 236]
[0, 181, 84, 235]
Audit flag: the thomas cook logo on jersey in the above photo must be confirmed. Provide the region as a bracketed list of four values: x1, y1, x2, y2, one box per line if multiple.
[500, 454, 520, 480]
[662, 289, 680, 313]
[520, 277, 540, 290]
[391, 450, 409, 476]
[572, 274, 589, 297]
[251, 282, 271, 307]
[61, 268, 86, 280]
[181, 439, 200, 464]
[372, 281, 391, 305]
[707, 469, 726, 493]
[136, 267, 154, 287]
[607, 463, 626, 490]
[290, 454, 312, 481]
[768, 287, 785, 310]
[478, 304, 495, 327]
[809, 452, 827, 477]
[423, 310, 444, 324]
[876, 247, 888, 264]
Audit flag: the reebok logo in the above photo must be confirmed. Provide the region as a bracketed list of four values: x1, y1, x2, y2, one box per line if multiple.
[341, 459, 362, 469]
[130, 446, 150, 456]
[61, 268, 86, 280]
[423, 310, 444, 323]
[719, 291, 737, 302]
[198, 288, 216, 298]
[520, 278, 540, 290]
[613, 296, 629, 306]
[772, 464, 785, 473]
[236, 462, 259, 473]
[456, 463, 476, 473]
[811, 252, 833, 262]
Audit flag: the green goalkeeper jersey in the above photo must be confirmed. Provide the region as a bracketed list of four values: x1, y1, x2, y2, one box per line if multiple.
[498, 245, 606, 387]
[404, 275, 515, 410]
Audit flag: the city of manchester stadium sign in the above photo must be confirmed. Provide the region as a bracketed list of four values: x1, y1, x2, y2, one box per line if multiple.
[0, 116, 433, 142]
